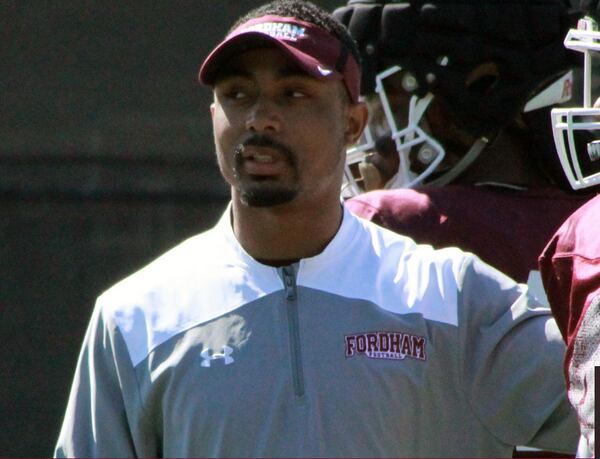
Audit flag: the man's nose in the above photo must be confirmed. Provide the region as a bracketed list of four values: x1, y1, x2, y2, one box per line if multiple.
[245, 97, 282, 133]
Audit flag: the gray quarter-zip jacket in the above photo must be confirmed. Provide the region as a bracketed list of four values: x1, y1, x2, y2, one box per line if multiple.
[55, 204, 579, 458]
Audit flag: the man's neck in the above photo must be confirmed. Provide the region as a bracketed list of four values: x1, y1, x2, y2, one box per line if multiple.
[230, 194, 344, 265]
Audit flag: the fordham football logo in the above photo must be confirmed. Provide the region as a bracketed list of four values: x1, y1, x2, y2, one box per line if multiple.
[345, 331, 426, 361]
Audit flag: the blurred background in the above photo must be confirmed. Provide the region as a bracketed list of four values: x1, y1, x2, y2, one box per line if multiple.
[0, 1, 341, 456]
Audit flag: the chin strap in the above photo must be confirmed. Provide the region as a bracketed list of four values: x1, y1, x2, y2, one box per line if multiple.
[426, 137, 489, 187]
[473, 181, 528, 191]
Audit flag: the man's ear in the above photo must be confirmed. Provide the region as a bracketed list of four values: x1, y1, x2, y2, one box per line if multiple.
[210, 102, 216, 118]
[345, 101, 369, 147]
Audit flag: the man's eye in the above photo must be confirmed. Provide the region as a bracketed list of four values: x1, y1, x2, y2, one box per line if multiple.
[286, 90, 307, 99]
[230, 91, 247, 99]
[219, 87, 247, 100]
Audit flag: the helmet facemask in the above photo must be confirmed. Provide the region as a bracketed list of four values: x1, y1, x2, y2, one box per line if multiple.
[342, 64, 488, 197]
[552, 17, 600, 190]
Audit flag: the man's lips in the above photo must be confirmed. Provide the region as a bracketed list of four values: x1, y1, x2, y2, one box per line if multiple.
[238, 146, 288, 176]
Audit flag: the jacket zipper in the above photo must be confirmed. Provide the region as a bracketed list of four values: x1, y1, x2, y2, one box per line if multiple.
[280, 265, 305, 398]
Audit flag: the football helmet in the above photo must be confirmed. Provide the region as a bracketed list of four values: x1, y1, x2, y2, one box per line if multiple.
[334, 1, 580, 196]
[551, 17, 600, 190]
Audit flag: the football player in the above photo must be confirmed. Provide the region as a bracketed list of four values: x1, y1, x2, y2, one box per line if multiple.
[540, 12, 600, 458]
[333, 0, 596, 295]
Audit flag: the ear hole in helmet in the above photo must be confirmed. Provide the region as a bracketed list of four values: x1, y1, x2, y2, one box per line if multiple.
[465, 62, 500, 95]
[575, 131, 600, 178]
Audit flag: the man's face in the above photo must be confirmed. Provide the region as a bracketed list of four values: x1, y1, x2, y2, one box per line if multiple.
[211, 46, 363, 207]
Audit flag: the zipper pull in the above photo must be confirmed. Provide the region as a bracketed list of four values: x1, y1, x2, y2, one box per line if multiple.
[281, 266, 297, 300]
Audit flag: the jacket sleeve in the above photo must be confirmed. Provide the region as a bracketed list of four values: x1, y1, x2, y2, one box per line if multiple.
[54, 303, 150, 458]
[456, 255, 580, 454]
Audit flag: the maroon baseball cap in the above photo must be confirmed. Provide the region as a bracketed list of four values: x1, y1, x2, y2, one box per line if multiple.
[198, 15, 361, 103]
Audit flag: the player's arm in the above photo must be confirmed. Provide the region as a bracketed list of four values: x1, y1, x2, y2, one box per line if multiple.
[456, 256, 580, 454]
[54, 305, 145, 457]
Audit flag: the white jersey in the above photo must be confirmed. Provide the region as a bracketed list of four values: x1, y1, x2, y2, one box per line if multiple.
[55, 204, 579, 457]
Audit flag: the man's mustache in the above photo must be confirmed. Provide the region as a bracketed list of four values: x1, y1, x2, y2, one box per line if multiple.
[234, 135, 296, 166]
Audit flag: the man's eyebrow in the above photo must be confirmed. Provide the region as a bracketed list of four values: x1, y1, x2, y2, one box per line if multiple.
[214, 65, 253, 83]
[277, 63, 311, 79]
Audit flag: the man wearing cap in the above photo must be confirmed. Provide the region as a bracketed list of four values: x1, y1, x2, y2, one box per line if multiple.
[54, 1, 578, 457]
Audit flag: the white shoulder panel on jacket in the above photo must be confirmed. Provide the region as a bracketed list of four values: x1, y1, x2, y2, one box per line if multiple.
[299, 208, 468, 327]
[98, 211, 282, 367]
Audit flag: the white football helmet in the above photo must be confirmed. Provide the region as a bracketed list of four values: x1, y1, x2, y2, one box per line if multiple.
[341, 65, 488, 197]
[335, 1, 580, 198]
[551, 17, 600, 190]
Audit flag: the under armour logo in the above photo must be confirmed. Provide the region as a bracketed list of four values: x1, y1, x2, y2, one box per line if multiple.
[201, 346, 234, 367]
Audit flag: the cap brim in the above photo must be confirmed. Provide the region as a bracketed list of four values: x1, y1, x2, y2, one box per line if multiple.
[199, 31, 343, 85]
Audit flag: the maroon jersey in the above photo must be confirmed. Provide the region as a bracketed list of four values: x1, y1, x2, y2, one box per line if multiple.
[345, 185, 590, 284]
[539, 194, 600, 457]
